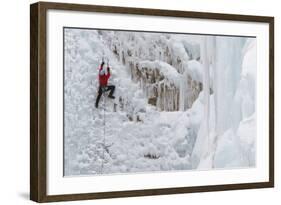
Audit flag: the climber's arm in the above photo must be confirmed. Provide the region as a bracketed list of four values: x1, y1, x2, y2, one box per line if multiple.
[107, 67, 111, 78]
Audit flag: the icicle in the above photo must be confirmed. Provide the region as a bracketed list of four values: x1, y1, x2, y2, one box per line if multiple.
[212, 37, 219, 135]
[203, 37, 210, 154]
[163, 79, 165, 110]
[119, 38, 123, 63]
[179, 75, 185, 111]
[191, 36, 211, 168]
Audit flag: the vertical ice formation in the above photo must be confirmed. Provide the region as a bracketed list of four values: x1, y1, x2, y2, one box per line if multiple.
[191, 36, 212, 168]
[191, 36, 256, 169]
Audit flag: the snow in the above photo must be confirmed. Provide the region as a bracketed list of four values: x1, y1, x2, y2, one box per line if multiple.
[64, 28, 257, 176]
[138, 60, 181, 87]
[213, 129, 243, 168]
[186, 60, 204, 82]
[236, 113, 256, 166]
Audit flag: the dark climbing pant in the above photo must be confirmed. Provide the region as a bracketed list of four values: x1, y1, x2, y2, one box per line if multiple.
[95, 85, 115, 108]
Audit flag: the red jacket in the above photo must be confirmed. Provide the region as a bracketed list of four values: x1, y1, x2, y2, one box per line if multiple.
[98, 66, 110, 86]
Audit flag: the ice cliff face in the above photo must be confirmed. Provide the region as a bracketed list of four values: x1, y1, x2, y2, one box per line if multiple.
[64, 28, 256, 175]
[64, 29, 200, 175]
[100, 31, 204, 111]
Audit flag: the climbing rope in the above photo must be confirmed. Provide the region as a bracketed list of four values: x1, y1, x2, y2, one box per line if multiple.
[101, 93, 106, 173]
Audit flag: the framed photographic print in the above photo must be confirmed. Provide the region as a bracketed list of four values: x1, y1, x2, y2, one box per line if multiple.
[30, 1, 274, 202]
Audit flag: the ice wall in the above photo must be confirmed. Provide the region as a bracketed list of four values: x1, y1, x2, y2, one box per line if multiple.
[101, 31, 204, 111]
[64, 29, 256, 174]
[191, 36, 256, 169]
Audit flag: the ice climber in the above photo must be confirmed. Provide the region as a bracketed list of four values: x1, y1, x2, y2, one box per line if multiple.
[95, 61, 115, 108]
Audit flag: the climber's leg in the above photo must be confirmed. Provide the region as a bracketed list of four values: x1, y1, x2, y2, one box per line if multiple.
[95, 86, 103, 108]
[107, 85, 115, 99]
